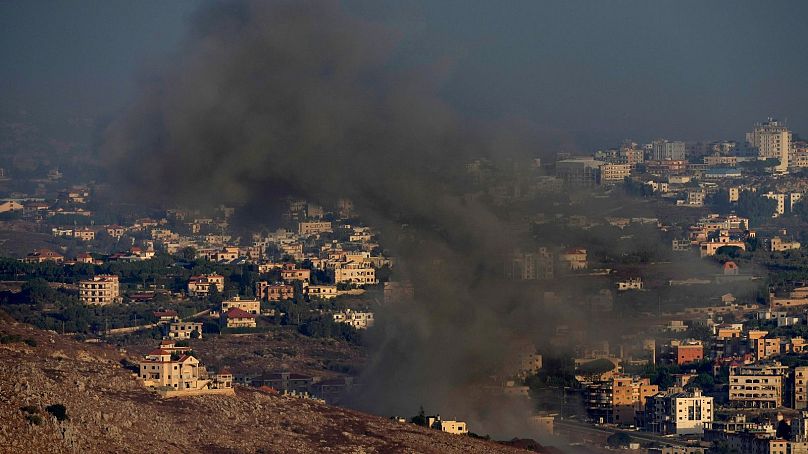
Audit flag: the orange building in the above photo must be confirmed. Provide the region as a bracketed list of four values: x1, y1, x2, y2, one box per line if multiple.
[675, 343, 704, 365]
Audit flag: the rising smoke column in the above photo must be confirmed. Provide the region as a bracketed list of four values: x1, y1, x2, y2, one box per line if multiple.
[104, 0, 567, 437]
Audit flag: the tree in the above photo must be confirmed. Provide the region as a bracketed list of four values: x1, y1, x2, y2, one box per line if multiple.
[410, 406, 427, 427]
[177, 246, 197, 262]
[190, 329, 200, 339]
[577, 358, 616, 377]
[45, 404, 69, 421]
[736, 191, 776, 225]
[207, 284, 223, 305]
[606, 432, 631, 448]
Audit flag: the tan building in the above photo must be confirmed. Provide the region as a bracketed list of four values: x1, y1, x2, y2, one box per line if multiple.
[168, 321, 203, 340]
[187, 274, 225, 297]
[426, 416, 468, 435]
[221, 297, 260, 315]
[795, 367, 808, 409]
[332, 261, 377, 285]
[280, 265, 311, 283]
[222, 307, 257, 329]
[79, 274, 120, 305]
[23, 248, 64, 264]
[255, 281, 294, 301]
[729, 362, 788, 408]
[73, 227, 96, 241]
[137, 344, 233, 396]
[298, 221, 332, 236]
[558, 248, 588, 271]
[306, 285, 338, 299]
[599, 163, 631, 183]
[771, 237, 801, 252]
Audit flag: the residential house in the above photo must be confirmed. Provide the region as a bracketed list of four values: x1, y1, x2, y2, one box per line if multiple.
[79, 275, 120, 305]
[222, 307, 257, 329]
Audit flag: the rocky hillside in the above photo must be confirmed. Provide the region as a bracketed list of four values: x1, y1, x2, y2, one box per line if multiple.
[0, 316, 535, 453]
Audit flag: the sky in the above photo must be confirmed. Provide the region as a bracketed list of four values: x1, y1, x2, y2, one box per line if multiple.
[2, 0, 808, 149]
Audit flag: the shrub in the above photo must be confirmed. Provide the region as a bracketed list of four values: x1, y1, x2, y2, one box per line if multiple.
[20, 405, 38, 414]
[24, 338, 37, 347]
[25, 414, 43, 425]
[45, 404, 68, 421]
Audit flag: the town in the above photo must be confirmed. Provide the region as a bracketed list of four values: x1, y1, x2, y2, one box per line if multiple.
[4, 116, 808, 452]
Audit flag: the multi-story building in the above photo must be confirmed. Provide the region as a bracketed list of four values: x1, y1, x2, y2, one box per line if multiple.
[747, 118, 791, 172]
[770, 237, 801, 252]
[558, 248, 588, 271]
[222, 307, 257, 329]
[23, 248, 65, 264]
[556, 158, 602, 188]
[763, 192, 788, 217]
[652, 140, 686, 161]
[674, 341, 704, 365]
[305, 285, 338, 299]
[298, 221, 332, 236]
[280, 265, 311, 283]
[426, 416, 469, 435]
[646, 388, 713, 435]
[187, 274, 225, 297]
[599, 163, 631, 184]
[331, 261, 377, 285]
[221, 297, 260, 315]
[168, 321, 203, 340]
[584, 376, 658, 426]
[795, 367, 808, 410]
[255, 281, 294, 301]
[505, 248, 554, 280]
[79, 275, 120, 305]
[333, 310, 374, 329]
[729, 362, 788, 408]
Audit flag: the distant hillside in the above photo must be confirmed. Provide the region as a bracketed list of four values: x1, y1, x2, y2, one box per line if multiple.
[0, 315, 535, 453]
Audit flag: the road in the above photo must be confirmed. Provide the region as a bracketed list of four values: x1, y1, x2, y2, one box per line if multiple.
[554, 419, 704, 449]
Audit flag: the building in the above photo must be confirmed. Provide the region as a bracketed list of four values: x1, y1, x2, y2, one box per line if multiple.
[73, 227, 96, 241]
[585, 376, 658, 426]
[221, 297, 260, 315]
[599, 163, 631, 183]
[187, 274, 225, 297]
[22, 248, 64, 264]
[747, 118, 791, 172]
[222, 307, 257, 329]
[280, 265, 312, 283]
[763, 192, 788, 217]
[331, 261, 377, 285]
[255, 282, 294, 301]
[305, 285, 338, 299]
[796, 367, 808, 410]
[168, 321, 203, 340]
[333, 309, 374, 329]
[137, 343, 233, 396]
[729, 362, 788, 408]
[556, 158, 602, 188]
[425, 416, 468, 435]
[675, 341, 704, 365]
[617, 277, 643, 291]
[505, 248, 554, 280]
[298, 221, 332, 236]
[646, 388, 713, 435]
[558, 248, 588, 271]
[770, 237, 801, 252]
[652, 140, 687, 161]
[79, 275, 120, 305]
[0, 200, 23, 213]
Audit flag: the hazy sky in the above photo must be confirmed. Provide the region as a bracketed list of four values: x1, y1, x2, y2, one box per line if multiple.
[2, 0, 807, 148]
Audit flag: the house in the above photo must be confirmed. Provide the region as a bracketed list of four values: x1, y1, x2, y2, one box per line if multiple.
[0, 200, 23, 213]
[79, 275, 120, 305]
[723, 261, 740, 276]
[298, 221, 332, 236]
[674, 341, 704, 365]
[154, 310, 179, 323]
[305, 285, 338, 299]
[168, 321, 203, 340]
[280, 264, 311, 283]
[105, 225, 126, 238]
[558, 248, 588, 271]
[770, 237, 801, 252]
[331, 261, 377, 285]
[187, 274, 225, 297]
[255, 281, 294, 301]
[425, 416, 469, 435]
[332, 309, 374, 329]
[137, 343, 234, 396]
[222, 307, 257, 329]
[221, 297, 260, 315]
[22, 248, 64, 264]
[73, 227, 96, 241]
[617, 277, 643, 291]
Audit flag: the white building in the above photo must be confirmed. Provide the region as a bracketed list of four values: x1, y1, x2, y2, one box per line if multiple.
[652, 140, 686, 161]
[333, 309, 374, 329]
[647, 388, 713, 435]
[79, 275, 120, 305]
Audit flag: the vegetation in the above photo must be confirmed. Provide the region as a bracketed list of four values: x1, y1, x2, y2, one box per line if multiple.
[45, 404, 69, 421]
[606, 432, 632, 448]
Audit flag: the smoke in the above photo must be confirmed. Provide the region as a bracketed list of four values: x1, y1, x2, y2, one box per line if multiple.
[103, 0, 581, 439]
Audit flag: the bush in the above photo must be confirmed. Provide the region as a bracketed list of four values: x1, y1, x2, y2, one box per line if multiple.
[607, 432, 632, 448]
[24, 338, 37, 347]
[45, 404, 68, 421]
[25, 414, 43, 425]
[20, 405, 38, 414]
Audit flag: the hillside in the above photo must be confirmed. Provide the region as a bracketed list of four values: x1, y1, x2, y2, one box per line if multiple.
[0, 316, 533, 454]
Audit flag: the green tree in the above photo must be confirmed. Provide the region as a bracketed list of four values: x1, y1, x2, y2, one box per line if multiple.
[606, 432, 631, 448]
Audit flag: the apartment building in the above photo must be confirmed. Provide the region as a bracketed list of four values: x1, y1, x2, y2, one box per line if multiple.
[168, 321, 203, 340]
[332, 261, 377, 285]
[729, 362, 788, 408]
[333, 310, 374, 329]
[79, 274, 120, 305]
[646, 389, 713, 435]
[255, 281, 294, 301]
[599, 163, 631, 183]
[298, 221, 332, 236]
[305, 285, 338, 299]
[747, 118, 791, 172]
[584, 376, 658, 426]
[222, 308, 257, 329]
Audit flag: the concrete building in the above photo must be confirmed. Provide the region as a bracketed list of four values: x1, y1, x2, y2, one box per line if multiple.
[558, 248, 588, 271]
[585, 376, 658, 426]
[646, 389, 713, 435]
[763, 192, 788, 217]
[221, 297, 260, 315]
[556, 158, 602, 188]
[333, 309, 374, 329]
[331, 261, 377, 285]
[747, 118, 791, 172]
[729, 362, 788, 408]
[187, 274, 225, 297]
[280, 265, 312, 283]
[222, 307, 257, 329]
[79, 274, 120, 305]
[599, 163, 631, 183]
[305, 285, 338, 299]
[795, 367, 808, 410]
[298, 221, 332, 236]
[22, 248, 64, 264]
[168, 321, 203, 340]
[505, 248, 554, 280]
[674, 341, 704, 365]
[770, 237, 801, 252]
[255, 282, 294, 301]
[426, 416, 468, 435]
[652, 140, 687, 161]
